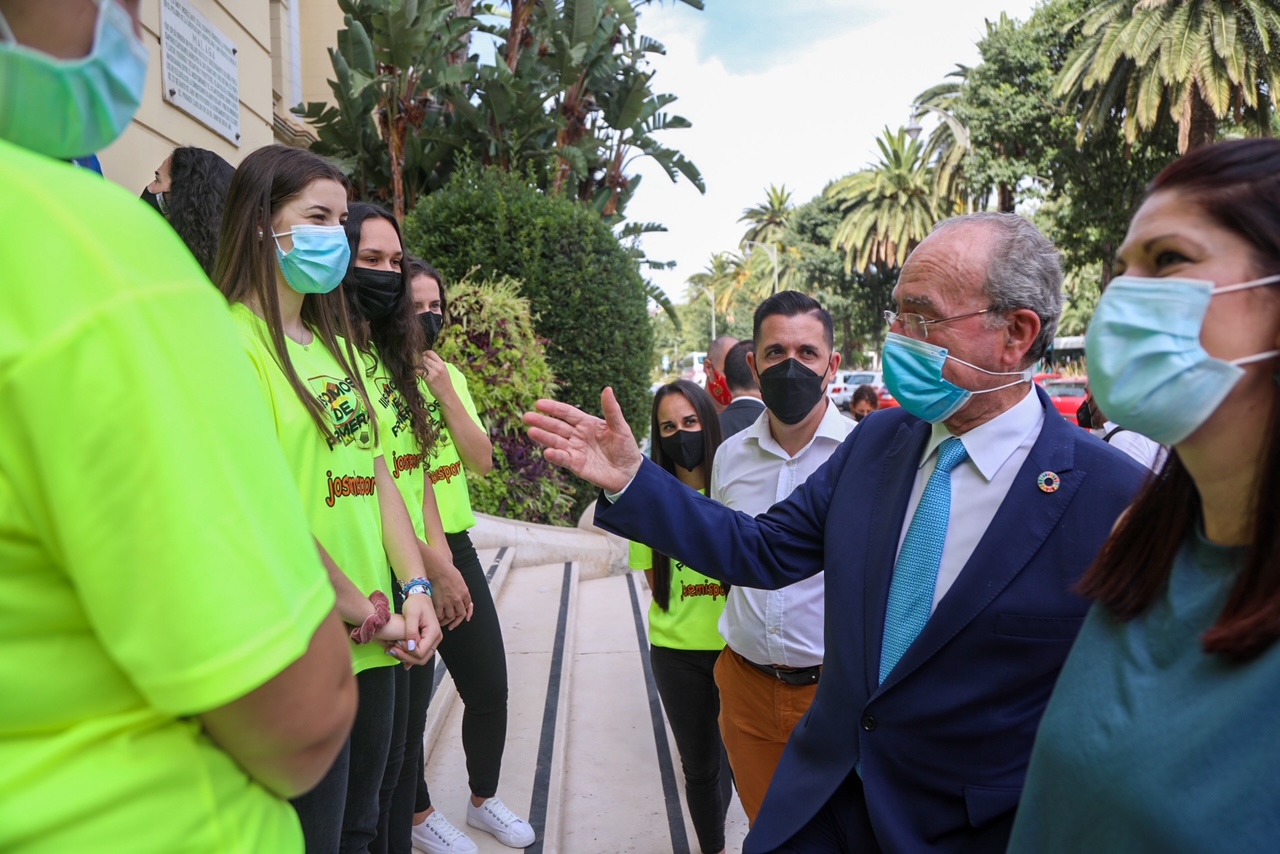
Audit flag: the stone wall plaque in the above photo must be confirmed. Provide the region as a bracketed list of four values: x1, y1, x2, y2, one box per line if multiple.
[159, 0, 241, 145]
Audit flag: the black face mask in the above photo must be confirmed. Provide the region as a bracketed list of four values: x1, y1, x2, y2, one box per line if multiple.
[659, 429, 705, 472]
[1076, 398, 1094, 429]
[418, 311, 444, 350]
[349, 267, 405, 321]
[758, 358, 828, 424]
[140, 187, 167, 216]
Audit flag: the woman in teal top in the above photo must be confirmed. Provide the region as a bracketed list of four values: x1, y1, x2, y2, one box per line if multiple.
[1009, 139, 1280, 850]
[630, 380, 732, 854]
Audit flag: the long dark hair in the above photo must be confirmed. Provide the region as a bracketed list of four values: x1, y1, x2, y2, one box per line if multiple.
[1079, 138, 1280, 661]
[648, 380, 724, 611]
[341, 203, 437, 457]
[212, 145, 370, 447]
[167, 146, 234, 277]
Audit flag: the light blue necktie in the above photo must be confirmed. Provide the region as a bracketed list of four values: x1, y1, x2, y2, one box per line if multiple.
[879, 436, 968, 684]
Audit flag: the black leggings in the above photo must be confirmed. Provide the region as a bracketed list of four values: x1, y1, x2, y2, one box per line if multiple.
[386, 530, 509, 853]
[650, 645, 733, 854]
[376, 583, 434, 854]
[294, 665, 396, 854]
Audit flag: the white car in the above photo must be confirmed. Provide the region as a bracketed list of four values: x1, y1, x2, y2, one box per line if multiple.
[828, 370, 882, 410]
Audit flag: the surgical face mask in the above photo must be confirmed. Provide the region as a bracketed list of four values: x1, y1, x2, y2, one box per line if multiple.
[0, 0, 149, 159]
[273, 225, 351, 295]
[349, 267, 404, 321]
[140, 186, 167, 216]
[881, 331, 1032, 424]
[418, 311, 444, 350]
[758, 358, 829, 424]
[1085, 274, 1280, 445]
[659, 429, 705, 472]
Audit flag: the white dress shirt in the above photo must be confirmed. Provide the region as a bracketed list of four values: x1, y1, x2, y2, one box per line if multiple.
[713, 400, 855, 667]
[1094, 421, 1167, 472]
[897, 387, 1045, 612]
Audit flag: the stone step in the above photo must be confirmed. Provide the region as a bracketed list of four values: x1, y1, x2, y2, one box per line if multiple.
[560, 572, 748, 854]
[420, 560, 579, 854]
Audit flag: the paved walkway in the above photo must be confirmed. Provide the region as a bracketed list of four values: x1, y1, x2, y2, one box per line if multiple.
[420, 549, 749, 853]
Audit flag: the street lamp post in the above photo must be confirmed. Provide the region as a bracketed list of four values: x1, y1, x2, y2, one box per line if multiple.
[743, 240, 779, 296]
[905, 102, 970, 150]
[906, 103, 972, 213]
[707, 284, 716, 340]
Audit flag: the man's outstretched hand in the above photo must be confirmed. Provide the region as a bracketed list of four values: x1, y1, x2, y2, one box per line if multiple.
[524, 388, 644, 495]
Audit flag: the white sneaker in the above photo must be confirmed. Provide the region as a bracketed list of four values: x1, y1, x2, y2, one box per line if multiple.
[465, 797, 536, 849]
[411, 810, 478, 854]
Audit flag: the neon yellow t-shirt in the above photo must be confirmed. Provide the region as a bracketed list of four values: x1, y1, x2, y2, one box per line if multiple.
[629, 541, 728, 651]
[232, 305, 394, 675]
[367, 353, 428, 543]
[422, 362, 484, 534]
[0, 139, 333, 853]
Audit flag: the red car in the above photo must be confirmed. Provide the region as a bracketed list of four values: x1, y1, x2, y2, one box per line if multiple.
[1041, 377, 1089, 423]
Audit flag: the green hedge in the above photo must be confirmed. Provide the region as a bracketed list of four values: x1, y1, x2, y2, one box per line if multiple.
[404, 166, 653, 517]
[434, 275, 575, 526]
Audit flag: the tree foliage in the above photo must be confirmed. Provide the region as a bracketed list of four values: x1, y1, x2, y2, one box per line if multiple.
[826, 127, 940, 274]
[739, 184, 795, 247]
[296, 0, 704, 227]
[434, 274, 575, 524]
[403, 165, 653, 516]
[1057, 0, 1280, 152]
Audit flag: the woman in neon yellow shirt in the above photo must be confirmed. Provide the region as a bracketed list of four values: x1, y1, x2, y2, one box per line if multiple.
[395, 257, 538, 852]
[630, 379, 732, 854]
[213, 145, 441, 854]
[338, 203, 464, 852]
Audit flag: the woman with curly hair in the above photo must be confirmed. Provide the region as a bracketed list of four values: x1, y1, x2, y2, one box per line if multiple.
[141, 146, 234, 277]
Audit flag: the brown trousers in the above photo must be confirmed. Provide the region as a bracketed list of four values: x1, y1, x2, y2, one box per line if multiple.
[714, 647, 819, 824]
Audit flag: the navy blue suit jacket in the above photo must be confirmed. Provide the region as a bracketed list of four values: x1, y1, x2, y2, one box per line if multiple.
[595, 388, 1146, 853]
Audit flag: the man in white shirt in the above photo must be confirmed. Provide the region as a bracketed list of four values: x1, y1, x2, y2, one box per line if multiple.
[711, 292, 853, 823]
[525, 212, 1147, 853]
[1079, 388, 1168, 472]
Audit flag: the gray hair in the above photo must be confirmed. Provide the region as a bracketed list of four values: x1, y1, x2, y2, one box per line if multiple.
[933, 212, 1063, 364]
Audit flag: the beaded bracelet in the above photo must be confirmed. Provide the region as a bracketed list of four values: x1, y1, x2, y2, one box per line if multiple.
[402, 576, 433, 598]
[350, 590, 391, 644]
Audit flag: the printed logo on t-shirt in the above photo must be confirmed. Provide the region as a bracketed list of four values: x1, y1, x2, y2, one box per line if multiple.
[309, 374, 372, 449]
[391, 448, 423, 479]
[425, 398, 456, 459]
[675, 561, 727, 602]
[375, 375, 414, 439]
[326, 470, 377, 507]
[429, 460, 463, 485]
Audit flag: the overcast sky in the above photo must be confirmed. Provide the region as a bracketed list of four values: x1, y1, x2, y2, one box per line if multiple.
[621, 0, 1041, 302]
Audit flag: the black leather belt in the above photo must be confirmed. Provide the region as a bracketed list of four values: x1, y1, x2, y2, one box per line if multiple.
[745, 658, 821, 686]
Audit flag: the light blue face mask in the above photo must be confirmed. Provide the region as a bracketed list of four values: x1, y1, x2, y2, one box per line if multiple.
[882, 331, 1033, 423]
[1085, 274, 1280, 445]
[273, 225, 351, 295]
[0, 0, 149, 159]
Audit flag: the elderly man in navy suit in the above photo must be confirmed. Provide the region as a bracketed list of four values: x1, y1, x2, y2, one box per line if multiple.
[525, 212, 1145, 853]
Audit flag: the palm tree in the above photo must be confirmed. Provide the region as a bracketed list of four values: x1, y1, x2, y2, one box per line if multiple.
[1057, 0, 1280, 152]
[686, 252, 746, 316]
[912, 69, 972, 214]
[826, 127, 939, 274]
[739, 184, 794, 247]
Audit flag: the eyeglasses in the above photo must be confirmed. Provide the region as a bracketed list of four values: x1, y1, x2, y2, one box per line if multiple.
[883, 307, 994, 339]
